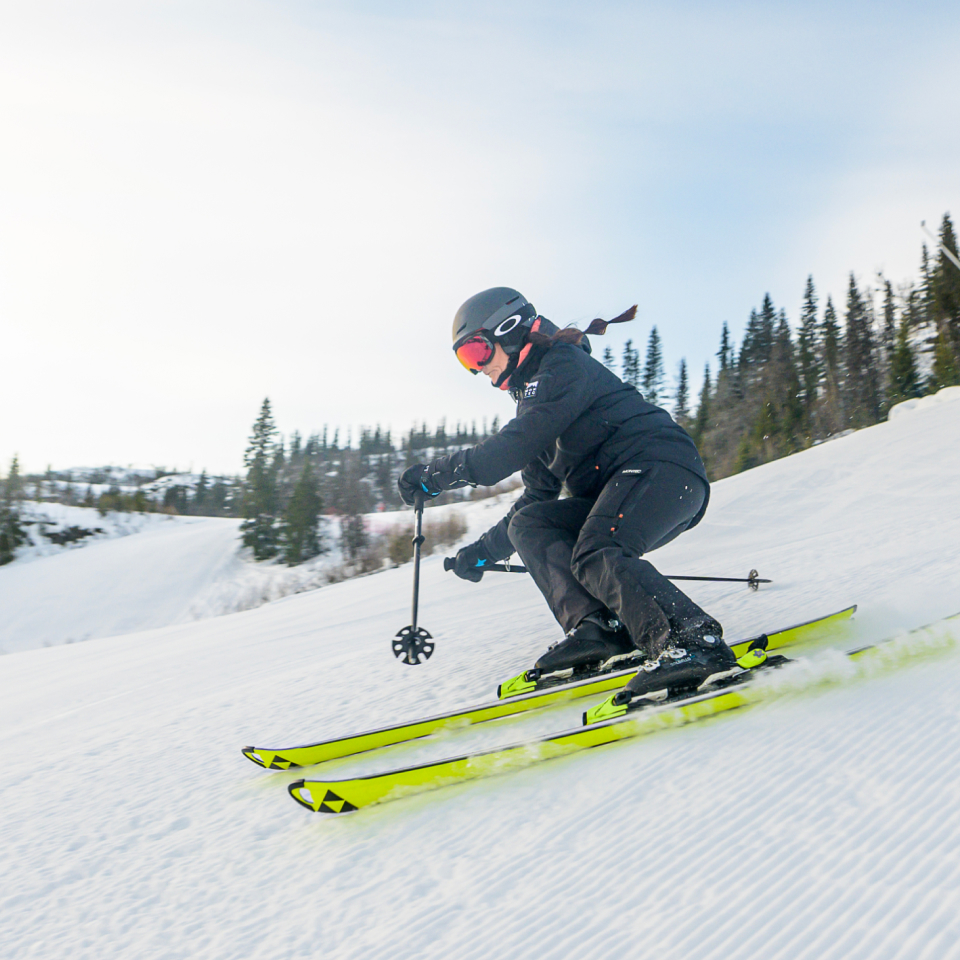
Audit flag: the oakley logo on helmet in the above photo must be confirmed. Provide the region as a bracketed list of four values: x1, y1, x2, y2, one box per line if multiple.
[493, 314, 523, 337]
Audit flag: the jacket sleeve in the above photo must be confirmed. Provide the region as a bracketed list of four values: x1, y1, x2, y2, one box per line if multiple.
[430, 349, 596, 489]
[477, 457, 563, 561]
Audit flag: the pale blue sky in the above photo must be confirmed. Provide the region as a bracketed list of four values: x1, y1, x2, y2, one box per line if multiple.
[2, 1, 958, 474]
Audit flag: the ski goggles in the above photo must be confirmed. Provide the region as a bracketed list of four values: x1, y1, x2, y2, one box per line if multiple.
[454, 333, 495, 373]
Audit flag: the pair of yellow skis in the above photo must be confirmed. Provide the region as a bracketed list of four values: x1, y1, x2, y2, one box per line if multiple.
[243, 606, 866, 814]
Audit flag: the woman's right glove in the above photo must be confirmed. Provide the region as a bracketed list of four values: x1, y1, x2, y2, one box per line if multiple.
[453, 540, 495, 582]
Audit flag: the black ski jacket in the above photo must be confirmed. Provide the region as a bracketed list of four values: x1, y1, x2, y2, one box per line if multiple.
[430, 339, 709, 560]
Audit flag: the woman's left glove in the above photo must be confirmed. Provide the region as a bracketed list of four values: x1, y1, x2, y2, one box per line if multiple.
[398, 463, 445, 506]
[452, 540, 495, 582]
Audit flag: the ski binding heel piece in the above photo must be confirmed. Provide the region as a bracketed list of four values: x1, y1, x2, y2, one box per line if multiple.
[735, 648, 767, 670]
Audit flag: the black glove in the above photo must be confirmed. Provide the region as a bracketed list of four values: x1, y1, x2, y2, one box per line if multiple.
[398, 463, 445, 506]
[453, 540, 495, 582]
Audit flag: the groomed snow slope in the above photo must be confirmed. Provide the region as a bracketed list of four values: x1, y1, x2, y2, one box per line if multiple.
[2, 389, 960, 960]
[1, 508, 362, 655]
[0, 513, 243, 653]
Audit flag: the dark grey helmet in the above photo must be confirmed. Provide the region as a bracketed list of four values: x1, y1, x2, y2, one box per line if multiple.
[452, 287, 538, 356]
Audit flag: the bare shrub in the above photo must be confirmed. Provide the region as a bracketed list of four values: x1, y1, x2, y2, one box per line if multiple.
[468, 477, 522, 501]
[354, 537, 386, 574]
[423, 512, 468, 554]
[387, 526, 415, 565]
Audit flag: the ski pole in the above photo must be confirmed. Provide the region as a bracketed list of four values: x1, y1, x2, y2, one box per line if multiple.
[444, 558, 771, 590]
[664, 570, 771, 591]
[443, 557, 528, 575]
[393, 494, 435, 664]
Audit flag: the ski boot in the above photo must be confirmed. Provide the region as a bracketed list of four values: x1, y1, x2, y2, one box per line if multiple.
[672, 614, 725, 645]
[534, 614, 636, 673]
[619, 628, 736, 702]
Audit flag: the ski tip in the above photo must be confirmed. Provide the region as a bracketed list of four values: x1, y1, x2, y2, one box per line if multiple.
[288, 780, 317, 811]
[241, 747, 300, 770]
[241, 747, 268, 768]
[288, 781, 360, 815]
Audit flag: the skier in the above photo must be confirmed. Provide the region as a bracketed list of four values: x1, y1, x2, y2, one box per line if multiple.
[398, 287, 736, 688]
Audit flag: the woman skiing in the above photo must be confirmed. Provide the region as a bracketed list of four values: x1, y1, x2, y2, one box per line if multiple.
[398, 287, 736, 691]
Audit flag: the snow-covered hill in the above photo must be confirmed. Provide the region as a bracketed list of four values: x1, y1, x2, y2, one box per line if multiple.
[1, 389, 959, 960]
[0, 495, 504, 656]
[0, 510, 241, 653]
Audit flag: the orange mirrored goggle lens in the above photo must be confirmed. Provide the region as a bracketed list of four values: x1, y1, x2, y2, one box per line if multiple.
[455, 335, 494, 372]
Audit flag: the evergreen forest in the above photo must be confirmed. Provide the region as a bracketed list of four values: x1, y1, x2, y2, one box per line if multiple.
[3, 213, 958, 567]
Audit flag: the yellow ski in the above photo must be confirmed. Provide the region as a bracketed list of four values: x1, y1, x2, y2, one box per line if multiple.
[245, 605, 855, 771]
[288, 611, 958, 815]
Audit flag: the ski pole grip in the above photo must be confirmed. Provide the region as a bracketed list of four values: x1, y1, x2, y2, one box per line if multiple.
[443, 557, 455, 572]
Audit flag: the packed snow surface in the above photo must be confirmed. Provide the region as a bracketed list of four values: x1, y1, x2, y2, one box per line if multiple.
[1, 505, 408, 654]
[2, 389, 960, 959]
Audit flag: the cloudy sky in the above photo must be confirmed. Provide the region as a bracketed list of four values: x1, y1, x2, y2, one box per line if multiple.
[2, 0, 958, 475]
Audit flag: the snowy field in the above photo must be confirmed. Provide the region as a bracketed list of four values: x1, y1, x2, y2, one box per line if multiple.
[2, 389, 960, 959]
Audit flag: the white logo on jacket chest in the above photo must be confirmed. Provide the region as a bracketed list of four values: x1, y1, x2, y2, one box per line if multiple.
[523, 380, 539, 399]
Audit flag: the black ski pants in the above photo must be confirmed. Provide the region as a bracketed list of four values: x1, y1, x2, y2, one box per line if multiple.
[507, 461, 710, 650]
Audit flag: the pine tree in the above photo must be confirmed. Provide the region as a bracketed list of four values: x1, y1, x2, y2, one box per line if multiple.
[692, 364, 711, 447]
[717, 323, 733, 374]
[734, 313, 805, 474]
[240, 398, 281, 560]
[621, 340, 640, 388]
[821, 296, 841, 373]
[601, 346, 617, 374]
[932, 213, 960, 354]
[673, 359, 690, 425]
[920, 244, 934, 327]
[739, 309, 761, 371]
[0, 456, 26, 566]
[797, 276, 820, 414]
[930, 327, 960, 390]
[819, 296, 844, 435]
[888, 314, 921, 405]
[880, 279, 897, 368]
[281, 462, 324, 565]
[843, 274, 881, 427]
[758, 295, 777, 360]
[740, 295, 776, 370]
[770, 311, 804, 450]
[642, 326, 665, 404]
[194, 470, 209, 515]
